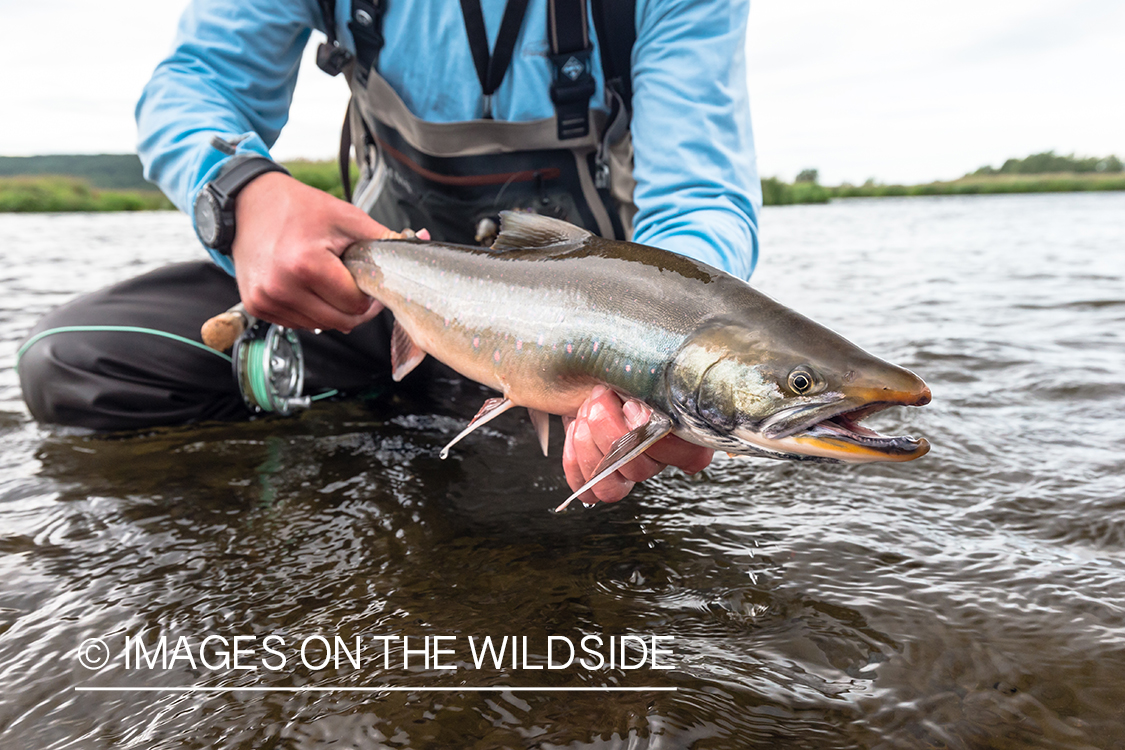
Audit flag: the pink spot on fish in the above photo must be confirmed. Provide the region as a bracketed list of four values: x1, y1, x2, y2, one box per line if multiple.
[592, 342, 599, 352]
[472, 336, 480, 348]
[566, 344, 573, 354]
[516, 340, 523, 350]
[493, 350, 501, 363]
[625, 364, 631, 372]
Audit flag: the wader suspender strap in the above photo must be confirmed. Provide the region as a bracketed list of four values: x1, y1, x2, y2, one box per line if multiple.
[314, 0, 385, 87]
[547, 0, 596, 139]
[588, 0, 635, 188]
[348, 0, 386, 87]
[315, 0, 350, 75]
[338, 99, 354, 202]
[589, 0, 635, 113]
[316, 0, 634, 107]
[316, 0, 384, 201]
[459, 0, 533, 119]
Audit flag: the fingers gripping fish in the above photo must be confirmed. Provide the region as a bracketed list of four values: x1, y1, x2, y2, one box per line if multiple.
[343, 212, 931, 511]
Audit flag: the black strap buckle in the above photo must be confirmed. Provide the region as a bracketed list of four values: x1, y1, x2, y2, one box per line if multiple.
[316, 42, 351, 76]
[550, 49, 595, 139]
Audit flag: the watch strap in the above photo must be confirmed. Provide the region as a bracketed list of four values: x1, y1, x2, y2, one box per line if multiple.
[209, 154, 290, 205]
[200, 154, 290, 255]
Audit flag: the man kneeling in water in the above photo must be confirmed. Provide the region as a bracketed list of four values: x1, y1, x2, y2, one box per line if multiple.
[18, 0, 761, 505]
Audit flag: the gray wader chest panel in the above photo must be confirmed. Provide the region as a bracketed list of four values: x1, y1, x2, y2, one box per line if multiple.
[346, 68, 636, 246]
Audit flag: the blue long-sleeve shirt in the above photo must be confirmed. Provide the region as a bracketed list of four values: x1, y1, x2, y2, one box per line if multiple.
[136, 0, 761, 278]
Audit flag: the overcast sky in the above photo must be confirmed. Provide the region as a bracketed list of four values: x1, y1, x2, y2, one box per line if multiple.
[0, 0, 1121, 184]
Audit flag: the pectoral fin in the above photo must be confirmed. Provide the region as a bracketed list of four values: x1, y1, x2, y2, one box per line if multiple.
[440, 397, 515, 459]
[528, 408, 550, 456]
[391, 319, 426, 382]
[554, 411, 674, 513]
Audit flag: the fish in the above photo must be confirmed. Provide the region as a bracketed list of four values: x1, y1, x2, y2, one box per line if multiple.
[343, 211, 931, 511]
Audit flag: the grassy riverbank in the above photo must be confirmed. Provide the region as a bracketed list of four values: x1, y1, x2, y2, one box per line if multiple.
[749, 171, 1125, 206]
[283, 159, 359, 200]
[830, 171, 1125, 198]
[2, 153, 1123, 212]
[0, 160, 356, 212]
[0, 176, 173, 212]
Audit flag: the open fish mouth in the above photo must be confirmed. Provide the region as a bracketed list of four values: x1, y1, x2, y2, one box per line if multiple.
[737, 397, 930, 463]
[790, 402, 930, 461]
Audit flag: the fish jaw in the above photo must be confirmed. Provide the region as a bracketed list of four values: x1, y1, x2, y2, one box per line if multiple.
[729, 383, 932, 463]
[732, 405, 929, 463]
[665, 319, 933, 464]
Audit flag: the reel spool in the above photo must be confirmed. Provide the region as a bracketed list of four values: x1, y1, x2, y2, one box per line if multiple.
[232, 322, 311, 415]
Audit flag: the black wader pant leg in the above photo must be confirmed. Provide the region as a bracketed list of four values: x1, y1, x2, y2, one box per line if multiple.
[17, 261, 397, 431]
[18, 262, 248, 430]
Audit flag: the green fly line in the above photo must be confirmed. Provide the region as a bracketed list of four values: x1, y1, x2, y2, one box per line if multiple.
[14, 325, 337, 401]
[242, 335, 274, 408]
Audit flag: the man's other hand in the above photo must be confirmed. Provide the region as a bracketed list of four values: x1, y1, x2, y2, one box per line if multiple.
[232, 172, 391, 332]
[562, 385, 714, 504]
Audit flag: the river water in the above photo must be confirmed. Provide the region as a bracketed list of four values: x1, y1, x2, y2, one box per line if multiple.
[0, 193, 1123, 749]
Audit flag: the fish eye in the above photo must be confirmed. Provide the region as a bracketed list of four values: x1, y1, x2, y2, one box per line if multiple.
[788, 366, 819, 395]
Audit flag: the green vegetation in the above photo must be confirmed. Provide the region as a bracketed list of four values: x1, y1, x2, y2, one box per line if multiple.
[829, 172, 1125, 198]
[761, 176, 831, 205]
[283, 159, 359, 200]
[973, 150, 1122, 176]
[762, 151, 1125, 205]
[2, 151, 1123, 212]
[0, 176, 173, 212]
[0, 154, 153, 191]
[0, 158, 355, 212]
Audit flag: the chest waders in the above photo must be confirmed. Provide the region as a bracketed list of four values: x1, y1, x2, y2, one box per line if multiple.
[320, 0, 638, 246]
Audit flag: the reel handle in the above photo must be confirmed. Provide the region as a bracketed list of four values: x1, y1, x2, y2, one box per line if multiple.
[202, 303, 255, 352]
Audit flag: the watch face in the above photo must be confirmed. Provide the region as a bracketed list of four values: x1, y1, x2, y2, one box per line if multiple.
[193, 190, 221, 248]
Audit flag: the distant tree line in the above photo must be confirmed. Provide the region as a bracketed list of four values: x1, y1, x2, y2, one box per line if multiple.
[0, 154, 153, 191]
[4, 151, 1124, 212]
[973, 151, 1122, 176]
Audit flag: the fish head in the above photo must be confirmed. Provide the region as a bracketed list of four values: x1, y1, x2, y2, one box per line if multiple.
[667, 318, 931, 463]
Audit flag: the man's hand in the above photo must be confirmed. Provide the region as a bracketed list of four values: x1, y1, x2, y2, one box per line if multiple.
[562, 385, 714, 504]
[231, 172, 393, 332]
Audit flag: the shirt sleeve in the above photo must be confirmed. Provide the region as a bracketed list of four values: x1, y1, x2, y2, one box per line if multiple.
[628, 0, 761, 279]
[135, 0, 323, 272]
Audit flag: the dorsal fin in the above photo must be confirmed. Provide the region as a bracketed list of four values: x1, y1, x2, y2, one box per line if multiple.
[491, 211, 592, 251]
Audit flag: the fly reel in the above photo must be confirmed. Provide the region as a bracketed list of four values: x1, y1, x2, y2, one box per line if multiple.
[232, 322, 311, 415]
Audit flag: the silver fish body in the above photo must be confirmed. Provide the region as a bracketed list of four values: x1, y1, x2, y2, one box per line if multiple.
[344, 212, 930, 507]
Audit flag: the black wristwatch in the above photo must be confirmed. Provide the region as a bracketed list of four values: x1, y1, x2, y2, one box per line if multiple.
[193, 152, 290, 255]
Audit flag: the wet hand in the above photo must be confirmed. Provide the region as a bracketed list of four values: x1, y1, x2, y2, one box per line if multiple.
[562, 385, 714, 504]
[231, 172, 393, 332]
